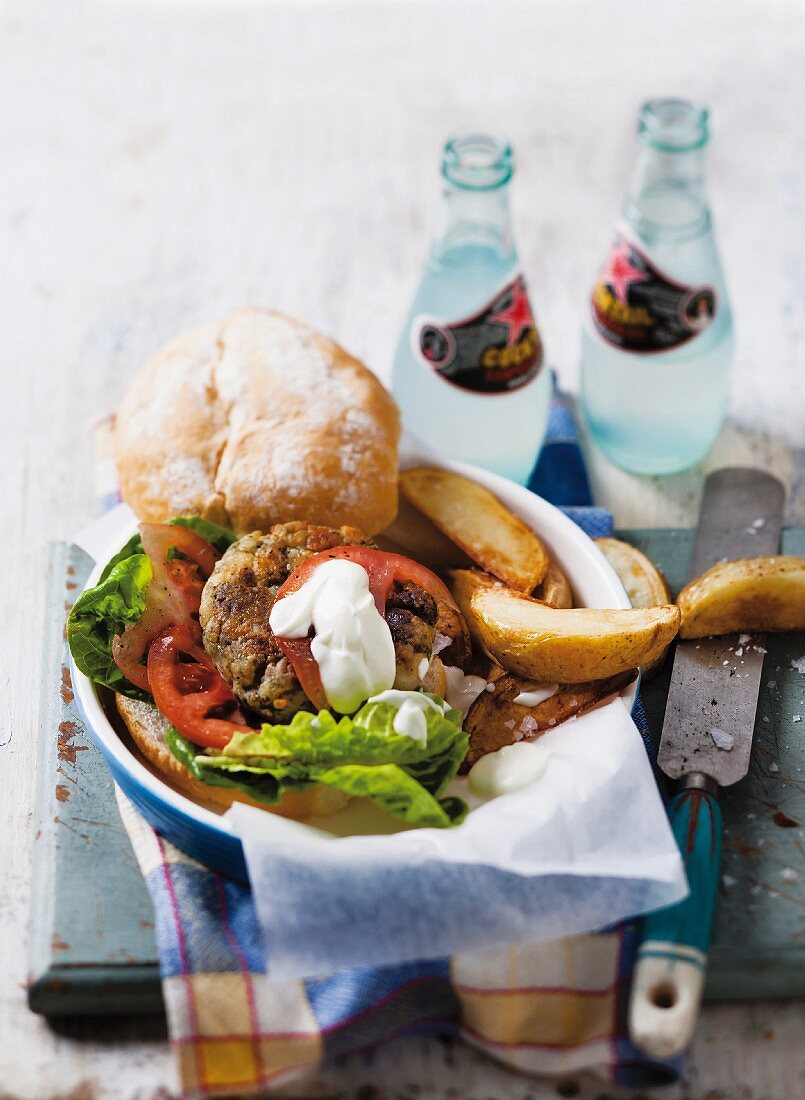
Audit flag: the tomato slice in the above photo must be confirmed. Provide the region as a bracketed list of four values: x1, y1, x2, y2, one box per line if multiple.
[112, 523, 222, 691]
[140, 523, 221, 582]
[147, 625, 248, 749]
[276, 546, 459, 616]
[272, 547, 461, 709]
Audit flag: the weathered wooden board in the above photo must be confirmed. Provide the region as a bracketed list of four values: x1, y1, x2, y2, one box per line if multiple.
[630, 526, 805, 1001]
[27, 531, 805, 1016]
[27, 543, 163, 1017]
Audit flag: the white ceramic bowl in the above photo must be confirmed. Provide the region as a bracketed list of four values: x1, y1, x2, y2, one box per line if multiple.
[71, 441, 634, 880]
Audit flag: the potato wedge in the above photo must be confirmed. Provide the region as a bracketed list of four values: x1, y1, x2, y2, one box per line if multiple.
[446, 568, 505, 652]
[462, 670, 637, 771]
[678, 555, 805, 639]
[400, 467, 548, 591]
[595, 538, 672, 607]
[377, 492, 472, 569]
[595, 537, 672, 677]
[434, 596, 473, 671]
[422, 656, 448, 698]
[470, 587, 680, 682]
[534, 559, 574, 609]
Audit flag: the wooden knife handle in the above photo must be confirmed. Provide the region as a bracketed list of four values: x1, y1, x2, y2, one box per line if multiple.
[628, 784, 722, 1060]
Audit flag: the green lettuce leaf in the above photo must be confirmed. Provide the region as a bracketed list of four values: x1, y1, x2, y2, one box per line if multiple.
[187, 700, 469, 828]
[169, 516, 238, 554]
[67, 552, 153, 697]
[68, 515, 236, 698]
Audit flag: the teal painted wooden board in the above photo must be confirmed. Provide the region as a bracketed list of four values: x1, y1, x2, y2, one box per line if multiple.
[27, 543, 162, 1016]
[627, 526, 805, 1002]
[27, 533, 805, 1016]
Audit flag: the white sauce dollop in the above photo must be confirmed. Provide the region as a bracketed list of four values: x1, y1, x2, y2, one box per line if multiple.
[367, 689, 445, 744]
[513, 685, 559, 707]
[268, 559, 395, 714]
[442, 664, 488, 715]
[468, 741, 550, 798]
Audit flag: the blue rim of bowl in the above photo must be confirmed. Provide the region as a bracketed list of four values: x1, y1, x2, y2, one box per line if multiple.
[70, 459, 637, 882]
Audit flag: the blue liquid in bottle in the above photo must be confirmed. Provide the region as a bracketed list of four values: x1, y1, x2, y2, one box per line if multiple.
[581, 100, 733, 475]
[393, 134, 550, 484]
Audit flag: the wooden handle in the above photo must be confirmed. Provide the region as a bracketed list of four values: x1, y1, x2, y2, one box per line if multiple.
[629, 785, 722, 1060]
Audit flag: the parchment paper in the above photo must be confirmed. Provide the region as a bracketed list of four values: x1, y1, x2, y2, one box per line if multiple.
[229, 697, 687, 980]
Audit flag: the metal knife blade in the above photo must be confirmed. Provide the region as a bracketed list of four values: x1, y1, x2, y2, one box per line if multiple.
[658, 468, 785, 787]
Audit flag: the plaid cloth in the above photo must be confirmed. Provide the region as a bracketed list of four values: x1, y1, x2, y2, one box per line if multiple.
[95, 381, 681, 1097]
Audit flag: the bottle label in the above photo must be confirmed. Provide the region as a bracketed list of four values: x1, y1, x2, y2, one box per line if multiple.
[412, 273, 544, 393]
[590, 235, 716, 353]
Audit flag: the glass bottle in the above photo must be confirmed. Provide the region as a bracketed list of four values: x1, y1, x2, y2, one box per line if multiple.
[580, 99, 733, 474]
[392, 133, 550, 484]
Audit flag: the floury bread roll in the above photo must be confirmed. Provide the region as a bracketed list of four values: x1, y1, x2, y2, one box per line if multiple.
[114, 309, 401, 536]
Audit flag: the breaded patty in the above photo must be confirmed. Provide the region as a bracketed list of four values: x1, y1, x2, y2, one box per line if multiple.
[199, 522, 437, 721]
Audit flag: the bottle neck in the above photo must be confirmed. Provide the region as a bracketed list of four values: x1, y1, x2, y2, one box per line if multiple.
[623, 99, 711, 240]
[432, 182, 516, 267]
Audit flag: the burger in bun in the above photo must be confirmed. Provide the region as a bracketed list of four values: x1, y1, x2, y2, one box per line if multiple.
[69, 315, 471, 826]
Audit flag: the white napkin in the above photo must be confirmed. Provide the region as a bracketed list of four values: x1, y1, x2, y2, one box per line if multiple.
[228, 697, 687, 980]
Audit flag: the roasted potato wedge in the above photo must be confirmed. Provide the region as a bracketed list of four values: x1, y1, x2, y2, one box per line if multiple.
[462, 670, 637, 771]
[470, 587, 680, 682]
[534, 559, 574, 609]
[434, 596, 473, 671]
[595, 537, 673, 677]
[678, 555, 805, 639]
[400, 467, 549, 591]
[422, 656, 448, 698]
[377, 491, 473, 569]
[595, 538, 672, 607]
[446, 568, 503, 651]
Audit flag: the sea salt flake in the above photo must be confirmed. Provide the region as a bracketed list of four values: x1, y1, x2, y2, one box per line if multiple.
[710, 728, 734, 751]
[780, 868, 798, 883]
[739, 634, 752, 645]
[792, 657, 805, 674]
[762, 716, 770, 723]
[722, 875, 737, 889]
[431, 632, 452, 656]
[735, 647, 743, 657]
[769, 762, 780, 773]
[752, 517, 765, 528]
[519, 716, 539, 735]
[794, 715, 802, 723]
[503, 719, 515, 731]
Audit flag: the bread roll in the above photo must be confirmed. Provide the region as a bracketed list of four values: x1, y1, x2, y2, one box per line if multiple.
[116, 695, 348, 819]
[114, 309, 401, 536]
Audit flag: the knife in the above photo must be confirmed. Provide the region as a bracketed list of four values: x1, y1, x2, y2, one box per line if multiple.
[628, 467, 785, 1061]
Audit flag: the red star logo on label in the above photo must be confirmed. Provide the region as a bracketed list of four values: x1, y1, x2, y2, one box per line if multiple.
[602, 240, 650, 302]
[488, 278, 534, 347]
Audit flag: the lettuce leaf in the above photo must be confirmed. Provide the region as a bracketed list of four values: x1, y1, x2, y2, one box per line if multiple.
[184, 700, 469, 828]
[67, 515, 236, 698]
[67, 552, 153, 697]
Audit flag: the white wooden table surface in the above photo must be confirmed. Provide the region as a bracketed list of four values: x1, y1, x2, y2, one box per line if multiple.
[1, 1, 803, 1097]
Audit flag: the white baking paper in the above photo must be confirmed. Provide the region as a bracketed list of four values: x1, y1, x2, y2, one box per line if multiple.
[228, 697, 687, 980]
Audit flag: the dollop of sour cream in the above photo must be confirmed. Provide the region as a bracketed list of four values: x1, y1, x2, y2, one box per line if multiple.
[367, 689, 445, 743]
[513, 685, 558, 707]
[442, 664, 489, 715]
[268, 559, 395, 714]
[468, 741, 550, 798]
